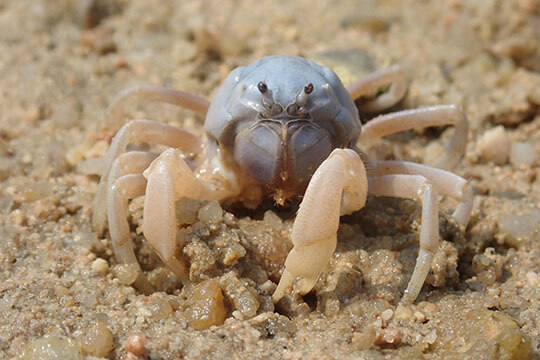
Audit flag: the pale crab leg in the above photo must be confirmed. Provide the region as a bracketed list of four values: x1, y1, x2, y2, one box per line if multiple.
[93, 119, 201, 235]
[106, 151, 158, 294]
[108, 173, 154, 294]
[273, 149, 368, 303]
[107, 85, 210, 127]
[367, 174, 439, 303]
[142, 148, 240, 284]
[142, 149, 205, 284]
[346, 65, 408, 113]
[369, 160, 473, 227]
[360, 105, 469, 171]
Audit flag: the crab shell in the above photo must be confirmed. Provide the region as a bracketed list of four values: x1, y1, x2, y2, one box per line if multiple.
[205, 55, 361, 200]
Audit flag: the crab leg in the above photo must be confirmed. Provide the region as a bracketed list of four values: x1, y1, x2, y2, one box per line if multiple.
[360, 105, 469, 171]
[108, 173, 154, 294]
[93, 119, 201, 235]
[273, 149, 368, 303]
[369, 160, 473, 227]
[142, 148, 242, 285]
[368, 174, 439, 303]
[141, 148, 212, 285]
[346, 65, 408, 113]
[107, 85, 210, 127]
[104, 151, 159, 293]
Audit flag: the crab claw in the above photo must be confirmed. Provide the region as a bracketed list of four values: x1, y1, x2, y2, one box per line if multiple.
[273, 149, 368, 303]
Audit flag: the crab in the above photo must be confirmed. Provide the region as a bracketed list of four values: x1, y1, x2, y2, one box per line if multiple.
[93, 55, 473, 304]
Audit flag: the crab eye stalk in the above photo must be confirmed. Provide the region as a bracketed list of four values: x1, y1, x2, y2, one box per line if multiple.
[288, 82, 314, 118]
[296, 83, 313, 108]
[257, 81, 283, 117]
[257, 81, 268, 93]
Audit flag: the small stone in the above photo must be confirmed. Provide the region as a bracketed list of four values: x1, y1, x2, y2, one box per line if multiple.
[22, 337, 84, 360]
[352, 325, 377, 350]
[374, 328, 402, 346]
[79, 319, 114, 357]
[148, 297, 173, 320]
[185, 279, 227, 330]
[91, 258, 109, 275]
[113, 263, 139, 285]
[220, 273, 259, 319]
[222, 243, 246, 266]
[394, 304, 414, 321]
[477, 126, 511, 165]
[124, 335, 147, 357]
[263, 210, 283, 230]
[421, 302, 440, 314]
[198, 200, 223, 224]
[9, 209, 25, 225]
[425, 330, 438, 344]
[381, 309, 394, 323]
[414, 311, 426, 323]
[232, 310, 244, 320]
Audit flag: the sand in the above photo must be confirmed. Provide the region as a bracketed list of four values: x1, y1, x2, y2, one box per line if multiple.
[1, 0, 539, 359]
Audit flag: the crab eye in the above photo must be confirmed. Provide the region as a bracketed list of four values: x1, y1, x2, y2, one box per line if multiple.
[304, 83, 314, 94]
[258, 81, 268, 93]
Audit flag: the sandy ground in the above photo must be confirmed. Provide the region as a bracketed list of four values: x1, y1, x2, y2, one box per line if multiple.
[1, 0, 540, 359]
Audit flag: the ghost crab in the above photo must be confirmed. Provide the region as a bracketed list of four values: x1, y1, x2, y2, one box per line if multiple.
[93, 55, 473, 304]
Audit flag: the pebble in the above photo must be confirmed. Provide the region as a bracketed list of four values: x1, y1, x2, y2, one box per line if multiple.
[124, 335, 147, 357]
[79, 319, 114, 357]
[91, 258, 109, 275]
[113, 263, 139, 285]
[510, 142, 536, 166]
[198, 200, 223, 224]
[352, 325, 377, 350]
[421, 302, 440, 314]
[148, 297, 173, 320]
[373, 318, 383, 328]
[9, 209, 25, 225]
[374, 328, 402, 346]
[394, 304, 414, 321]
[381, 309, 394, 326]
[425, 330, 438, 344]
[414, 311, 426, 323]
[21, 337, 84, 360]
[477, 126, 511, 164]
[185, 279, 227, 330]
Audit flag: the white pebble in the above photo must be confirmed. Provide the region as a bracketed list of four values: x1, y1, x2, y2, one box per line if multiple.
[198, 200, 223, 224]
[425, 330, 438, 344]
[91, 258, 109, 275]
[477, 126, 511, 165]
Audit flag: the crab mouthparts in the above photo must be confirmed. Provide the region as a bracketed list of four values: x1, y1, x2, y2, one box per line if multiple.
[234, 119, 333, 201]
